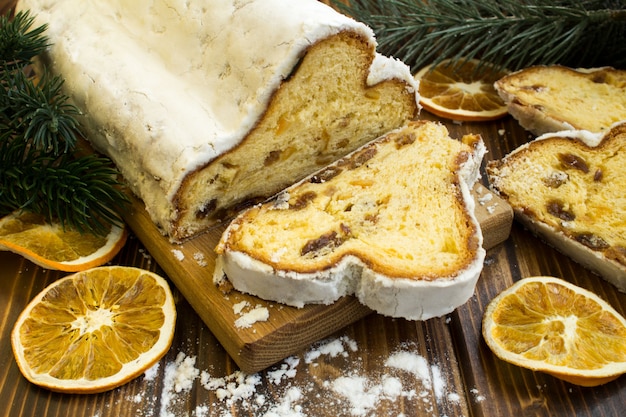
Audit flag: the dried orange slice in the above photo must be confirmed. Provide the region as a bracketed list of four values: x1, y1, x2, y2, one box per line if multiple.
[482, 276, 626, 387]
[11, 266, 176, 393]
[0, 210, 127, 271]
[414, 58, 509, 121]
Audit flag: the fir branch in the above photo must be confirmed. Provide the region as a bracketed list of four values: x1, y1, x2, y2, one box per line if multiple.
[0, 10, 48, 70]
[3, 68, 81, 154]
[0, 145, 128, 234]
[0, 10, 129, 235]
[336, 0, 626, 72]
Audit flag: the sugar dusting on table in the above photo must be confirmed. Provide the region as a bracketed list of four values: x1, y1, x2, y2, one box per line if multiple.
[112, 333, 485, 417]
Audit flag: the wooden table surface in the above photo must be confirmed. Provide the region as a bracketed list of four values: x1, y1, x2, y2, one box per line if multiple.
[1, 1, 625, 416]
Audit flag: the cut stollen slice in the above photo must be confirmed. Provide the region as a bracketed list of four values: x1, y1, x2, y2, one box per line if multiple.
[482, 276, 626, 387]
[486, 122, 626, 292]
[215, 121, 486, 320]
[494, 65, 626, 135]
[11, 266, 176, 393]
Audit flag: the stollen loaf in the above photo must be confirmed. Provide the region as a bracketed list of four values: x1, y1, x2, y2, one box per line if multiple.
[18, 0, 420, 241]
[214, 121, 487, 320]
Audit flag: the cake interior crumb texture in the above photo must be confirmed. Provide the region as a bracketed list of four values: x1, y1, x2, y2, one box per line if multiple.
[487, 122, 626, 290]
[178, 31, 419, 238]
[220, 121, 483, 278]
[216, 121, 486, 318]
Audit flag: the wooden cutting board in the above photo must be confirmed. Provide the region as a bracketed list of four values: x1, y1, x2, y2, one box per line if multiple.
[122, 182, 512, 373]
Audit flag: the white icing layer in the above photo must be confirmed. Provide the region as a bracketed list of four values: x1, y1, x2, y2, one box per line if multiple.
[499, 127, 606, 171]
[535, 128, 604, 148]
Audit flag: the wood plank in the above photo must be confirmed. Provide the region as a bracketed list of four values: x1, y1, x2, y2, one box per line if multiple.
[122, 179, 512, 373]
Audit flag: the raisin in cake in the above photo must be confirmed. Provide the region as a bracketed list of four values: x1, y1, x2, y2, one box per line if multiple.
[495, 65, 626, 135]
[214, 121, 486, 320]
[18, 0, 419, 241]
[487, 122, 626, 292]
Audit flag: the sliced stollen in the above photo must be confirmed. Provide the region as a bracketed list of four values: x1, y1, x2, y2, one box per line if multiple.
[487, 122, 626, 292]
[494, 65, 626, 135]
[18, 0, 419, 242]
[214, 121, 487, 320]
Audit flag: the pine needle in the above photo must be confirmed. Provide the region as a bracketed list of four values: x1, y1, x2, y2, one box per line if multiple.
[335, 0, 626, 72]
[0, 10, 48, 69]
[0, 10, 129, 235]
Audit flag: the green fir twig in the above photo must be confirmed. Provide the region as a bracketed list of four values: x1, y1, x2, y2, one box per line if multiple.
[336, 0, 626, 72]
[0, 10, 129, 235]
[0, 9, 48, 70]
[3, 67, 81, 154]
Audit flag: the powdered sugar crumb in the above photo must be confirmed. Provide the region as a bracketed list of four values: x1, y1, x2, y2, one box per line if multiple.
[431, 364, 445, 401]
[385, 351, 432, 389]
[448, 392, 461, 403]
[160, 353, 200, 416]
[193, 405, 209, 417]
[193, 251, 208, 267]
[471, 387, 486, 402]
[129, 335, 485, 416]
[263, 387, 305, 417]
[331, 375, 382, 416]
[138, 248, 153, 263]
[304, 335, 356, 364]
[171, 249, 185, 261]
[233, 300, 249, 315]
[267, 356, 300, 385]
[200, 370, 262, 406]
[143, 362, 160, 381]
